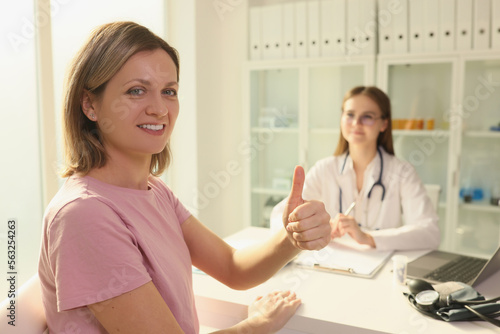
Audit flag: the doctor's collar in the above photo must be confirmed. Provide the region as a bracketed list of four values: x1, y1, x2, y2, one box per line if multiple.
[340, 148, 383, 175]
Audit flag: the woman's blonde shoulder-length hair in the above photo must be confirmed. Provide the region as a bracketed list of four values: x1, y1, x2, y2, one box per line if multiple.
[334, 86, 395, 156]
[60, 21, 180, 178]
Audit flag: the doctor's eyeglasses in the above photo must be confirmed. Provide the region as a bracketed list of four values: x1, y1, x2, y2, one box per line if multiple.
[342, 112, 384, 126]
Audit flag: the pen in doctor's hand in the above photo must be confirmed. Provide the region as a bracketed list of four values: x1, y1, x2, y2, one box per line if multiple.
[344, 202, 356, 216]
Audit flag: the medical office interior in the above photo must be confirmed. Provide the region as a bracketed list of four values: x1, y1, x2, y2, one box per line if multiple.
[1, 0, 500, 329]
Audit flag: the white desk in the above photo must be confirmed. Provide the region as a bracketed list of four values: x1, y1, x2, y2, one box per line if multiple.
[194, 227, 500, 333]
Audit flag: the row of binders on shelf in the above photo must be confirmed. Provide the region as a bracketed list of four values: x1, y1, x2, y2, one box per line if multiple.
[249, 0, 500, 61]
[380, 0, 500, 54]
[249, 0, 375, 60]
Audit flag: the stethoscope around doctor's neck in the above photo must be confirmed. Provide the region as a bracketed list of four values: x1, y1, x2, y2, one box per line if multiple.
[339, 147, 386, 226]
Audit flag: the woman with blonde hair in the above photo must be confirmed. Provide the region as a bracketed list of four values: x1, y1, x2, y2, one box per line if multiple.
[38, 21, 331, 333]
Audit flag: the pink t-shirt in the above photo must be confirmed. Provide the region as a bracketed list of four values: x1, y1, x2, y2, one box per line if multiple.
[38, 175, 198, 333]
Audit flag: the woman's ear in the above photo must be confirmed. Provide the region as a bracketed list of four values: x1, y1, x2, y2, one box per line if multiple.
[380, 118, 389, 132]
[81, 89, 98, 121]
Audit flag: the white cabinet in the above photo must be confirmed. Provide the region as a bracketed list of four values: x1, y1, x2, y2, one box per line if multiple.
[377, 54, 458, 251]
[377, 51, 500, 256]
[455, 53, 500, 256]
[243, 57, 376, 228]
[244, 51, 500, 257]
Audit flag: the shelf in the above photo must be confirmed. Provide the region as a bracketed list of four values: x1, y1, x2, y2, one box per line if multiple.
[378, 53, 457, 65]
[245, 55, 377, 70]
[251, 127, 299, 134]
[464, 131, 500, 139]
[379, 50, 500, 64]
[459, 203, 500, 214]
[251, 187, 289, 196]
[461, 51, 500, 61]
[309, 129, 451, 137]
[309, 128, 341, 135]
[392, 130, 450, 137]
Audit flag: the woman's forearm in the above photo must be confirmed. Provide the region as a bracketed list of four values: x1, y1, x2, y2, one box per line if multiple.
[227, 228, 300, 290]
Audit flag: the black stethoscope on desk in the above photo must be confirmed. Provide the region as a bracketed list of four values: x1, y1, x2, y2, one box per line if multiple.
[339, 147, 386, 214]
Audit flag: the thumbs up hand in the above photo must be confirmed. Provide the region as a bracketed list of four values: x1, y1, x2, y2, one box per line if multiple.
[282, 166, 331, 250]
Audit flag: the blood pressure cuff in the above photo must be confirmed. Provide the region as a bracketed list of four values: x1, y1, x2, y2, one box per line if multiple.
[438, 303, 500, 322]
[434, 282, 500, 322]
[406, 281, 500, 323]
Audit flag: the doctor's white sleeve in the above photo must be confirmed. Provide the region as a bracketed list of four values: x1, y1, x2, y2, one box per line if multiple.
[370, 162, 441, 251]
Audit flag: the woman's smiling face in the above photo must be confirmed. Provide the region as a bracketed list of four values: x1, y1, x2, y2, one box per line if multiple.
[341, 94, 388, 147]
[85, 48, 179, 161]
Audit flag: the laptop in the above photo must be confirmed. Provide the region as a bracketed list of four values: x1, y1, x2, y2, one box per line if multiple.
[406, 245, 500, 286]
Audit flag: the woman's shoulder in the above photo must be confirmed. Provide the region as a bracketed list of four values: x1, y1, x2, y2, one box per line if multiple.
[45, 176, 120, 226]
[380, 147, 408, 166]
[149, 176, 189, 210]
[380, 150, 419, 182]
[311, 155, 338, 169]
[148, 176, 177, 200]
[308, 155, 346, 175]
[148, 176, 191, 221]
[46, 176, 91, 210]
[148, 175, 168, 190]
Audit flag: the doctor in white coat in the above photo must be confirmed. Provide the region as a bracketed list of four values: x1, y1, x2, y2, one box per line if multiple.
[271, 86, 440, 251]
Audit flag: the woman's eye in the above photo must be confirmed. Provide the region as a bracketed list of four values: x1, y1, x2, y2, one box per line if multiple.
[163, 89, 177, 97]
[361, 115, 374, 121]
[128, 88, 144, 96]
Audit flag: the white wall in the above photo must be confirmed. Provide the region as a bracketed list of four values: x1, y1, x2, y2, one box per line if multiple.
[0, 0, 44, 297]
[165, 0, 199, 217]
[192, 1, 249, 237]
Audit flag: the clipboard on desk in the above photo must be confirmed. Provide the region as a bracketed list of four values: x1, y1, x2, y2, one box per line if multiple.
[293, 236, 394, 278]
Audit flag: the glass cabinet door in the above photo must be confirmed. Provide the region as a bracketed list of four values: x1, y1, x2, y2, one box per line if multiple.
[249, 68, 299, 227]
[388, 63, 453, 131]
[461, 59, 500, 132]
[247, 61, 372, 228]
[386, 62, 453, 189]
[385, 61, 454, 241]
[457, 137, 500, 255]
[456, 58, 500, 255]
[307, 65, 365, 168]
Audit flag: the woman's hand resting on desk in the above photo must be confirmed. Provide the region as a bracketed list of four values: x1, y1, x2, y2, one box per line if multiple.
[331, 214, 376, 248]
[283, 166, 331, 251]
[246, 290, 301, 333]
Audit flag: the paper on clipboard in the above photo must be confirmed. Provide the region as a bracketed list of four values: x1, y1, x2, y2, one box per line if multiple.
[294, 235, 393, 277]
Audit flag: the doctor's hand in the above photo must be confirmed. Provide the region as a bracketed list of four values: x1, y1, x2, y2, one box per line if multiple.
[331, 214, 376, 248]
[283, 166, 331, 250]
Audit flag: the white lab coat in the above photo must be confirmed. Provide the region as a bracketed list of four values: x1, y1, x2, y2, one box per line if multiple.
[270, 147, 440, 251]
